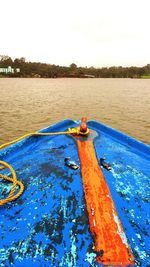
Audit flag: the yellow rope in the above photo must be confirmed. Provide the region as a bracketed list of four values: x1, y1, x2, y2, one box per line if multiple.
[0, 126, 89, 205]
[0, 127, 89, 150]
[0, 160, 24, 206]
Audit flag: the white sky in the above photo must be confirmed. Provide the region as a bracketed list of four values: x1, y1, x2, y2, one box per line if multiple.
[0, 0, 150, 67]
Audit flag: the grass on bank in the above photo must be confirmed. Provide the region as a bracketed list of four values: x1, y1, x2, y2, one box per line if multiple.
[140, 74, 150, 79]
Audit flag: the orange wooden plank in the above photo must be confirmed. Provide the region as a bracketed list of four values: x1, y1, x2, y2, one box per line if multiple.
[77, 139, 134, 266]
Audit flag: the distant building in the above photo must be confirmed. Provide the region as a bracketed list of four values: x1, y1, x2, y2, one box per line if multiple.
[0, 66, 20, 74]
[16, 68, 20, 73]
[83, 74, 95, 78]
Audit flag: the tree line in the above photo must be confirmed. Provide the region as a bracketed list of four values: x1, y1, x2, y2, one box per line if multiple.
[0, 55, 150, 78]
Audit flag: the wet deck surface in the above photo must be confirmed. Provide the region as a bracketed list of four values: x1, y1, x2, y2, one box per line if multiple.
[0, 120, 150, 266]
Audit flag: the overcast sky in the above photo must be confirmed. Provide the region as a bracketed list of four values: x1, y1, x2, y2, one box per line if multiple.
[0, 0, 150, 67]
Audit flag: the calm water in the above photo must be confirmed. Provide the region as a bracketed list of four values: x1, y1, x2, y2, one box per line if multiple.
[0, 78, 150, 145]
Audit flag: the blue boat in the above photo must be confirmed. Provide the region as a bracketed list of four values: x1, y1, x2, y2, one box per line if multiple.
[0, 118, 150, 267]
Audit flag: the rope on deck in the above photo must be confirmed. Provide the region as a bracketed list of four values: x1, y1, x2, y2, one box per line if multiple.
[0, 126, 89, 205]
[0, 160, 24, 206]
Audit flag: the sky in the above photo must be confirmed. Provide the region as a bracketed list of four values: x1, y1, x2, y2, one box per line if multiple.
[0, 0, 150, 67]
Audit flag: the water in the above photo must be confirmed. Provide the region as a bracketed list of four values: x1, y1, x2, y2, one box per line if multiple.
[0, 78, 150, 145]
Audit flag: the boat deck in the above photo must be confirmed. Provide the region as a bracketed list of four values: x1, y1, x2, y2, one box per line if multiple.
[0, 120, 150, 267]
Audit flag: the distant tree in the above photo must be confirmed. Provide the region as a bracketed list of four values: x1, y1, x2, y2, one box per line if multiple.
[14, 57, 26, 65]
[0, 55, 13, 67]
[0, 55, 11, 61]
[70, 63, 77, 70]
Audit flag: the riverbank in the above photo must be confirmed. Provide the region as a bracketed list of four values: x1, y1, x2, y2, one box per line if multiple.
[0, 75, 150, 79]
[0, 56, 150, 78]
[140, 75, 150, 79]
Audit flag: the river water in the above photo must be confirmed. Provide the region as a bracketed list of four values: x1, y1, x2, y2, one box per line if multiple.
[0, 78, 150, 145]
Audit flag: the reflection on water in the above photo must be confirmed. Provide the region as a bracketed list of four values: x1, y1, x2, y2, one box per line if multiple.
[0, 78, 150, 145]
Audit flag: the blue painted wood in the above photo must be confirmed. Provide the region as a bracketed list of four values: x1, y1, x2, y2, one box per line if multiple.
[0, 120, 149, 267]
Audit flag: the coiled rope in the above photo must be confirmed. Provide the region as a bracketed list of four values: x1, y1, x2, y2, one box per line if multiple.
[0, 127, 89, 206]
[0, 160, 24, 206]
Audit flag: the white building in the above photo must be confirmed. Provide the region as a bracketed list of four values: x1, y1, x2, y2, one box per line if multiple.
[0, 66, 20, 73]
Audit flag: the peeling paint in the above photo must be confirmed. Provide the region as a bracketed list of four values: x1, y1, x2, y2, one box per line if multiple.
[0, 120, 149, 266]
[113, 209, 129, 248]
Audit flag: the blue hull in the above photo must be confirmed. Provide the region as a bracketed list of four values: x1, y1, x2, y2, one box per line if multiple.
[0, 120, 150, 266]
